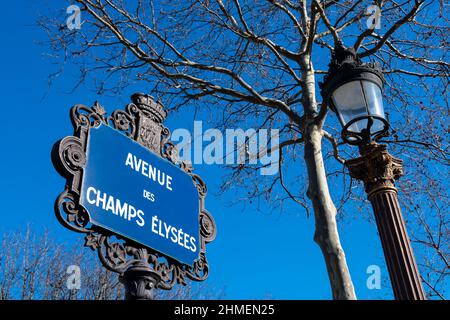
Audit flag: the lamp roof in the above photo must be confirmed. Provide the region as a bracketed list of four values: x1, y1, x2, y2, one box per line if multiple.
[319, 46, 385, 110]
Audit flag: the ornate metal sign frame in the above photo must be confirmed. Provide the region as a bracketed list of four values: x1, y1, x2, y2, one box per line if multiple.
[52, 93, 216, 294]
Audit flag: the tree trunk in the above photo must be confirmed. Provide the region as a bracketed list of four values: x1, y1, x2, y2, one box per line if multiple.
[301, 56, 356, 300]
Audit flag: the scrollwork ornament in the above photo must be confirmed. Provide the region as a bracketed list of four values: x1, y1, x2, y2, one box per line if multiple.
[54, 188, 91, 233]
[107, 109, 136, 138]
[70, 103, 107, 131]
[200, 210, 217, 243]
[61, 137, 86, 172]
[160, 126, 181, 164]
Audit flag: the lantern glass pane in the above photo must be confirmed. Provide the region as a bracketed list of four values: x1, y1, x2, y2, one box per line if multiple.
[331, 81, 368, 132]
[363, 81, 385, 132]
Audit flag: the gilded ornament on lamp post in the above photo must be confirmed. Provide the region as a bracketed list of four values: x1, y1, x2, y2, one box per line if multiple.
[346, 143, 403, 197]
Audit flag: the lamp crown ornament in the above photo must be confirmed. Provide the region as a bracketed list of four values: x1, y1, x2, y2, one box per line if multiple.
[319, 45, 385, 102]
[327, 46, 359, 76]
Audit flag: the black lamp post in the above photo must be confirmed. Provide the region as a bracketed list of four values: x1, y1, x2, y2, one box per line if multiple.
[320, 46, 426, 300]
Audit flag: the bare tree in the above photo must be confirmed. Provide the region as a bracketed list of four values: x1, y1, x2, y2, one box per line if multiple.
[0, 227, 221, 300]
[0, 226, 120, 300]
[39, 0, 449, 299]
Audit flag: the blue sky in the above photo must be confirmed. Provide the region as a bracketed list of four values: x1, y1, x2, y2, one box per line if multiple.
[0, 1, 405, 300]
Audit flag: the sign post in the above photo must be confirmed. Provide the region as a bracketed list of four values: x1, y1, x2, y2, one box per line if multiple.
[52, 93, 216, 299]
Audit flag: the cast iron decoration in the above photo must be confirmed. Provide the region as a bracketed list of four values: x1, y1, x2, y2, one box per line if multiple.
[52, 93, 216, 299]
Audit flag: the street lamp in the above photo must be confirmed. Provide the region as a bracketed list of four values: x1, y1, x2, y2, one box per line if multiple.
[320, 45, 426, 300]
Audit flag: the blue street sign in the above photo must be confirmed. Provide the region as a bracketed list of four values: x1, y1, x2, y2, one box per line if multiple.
[80, 124, 200, 265]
